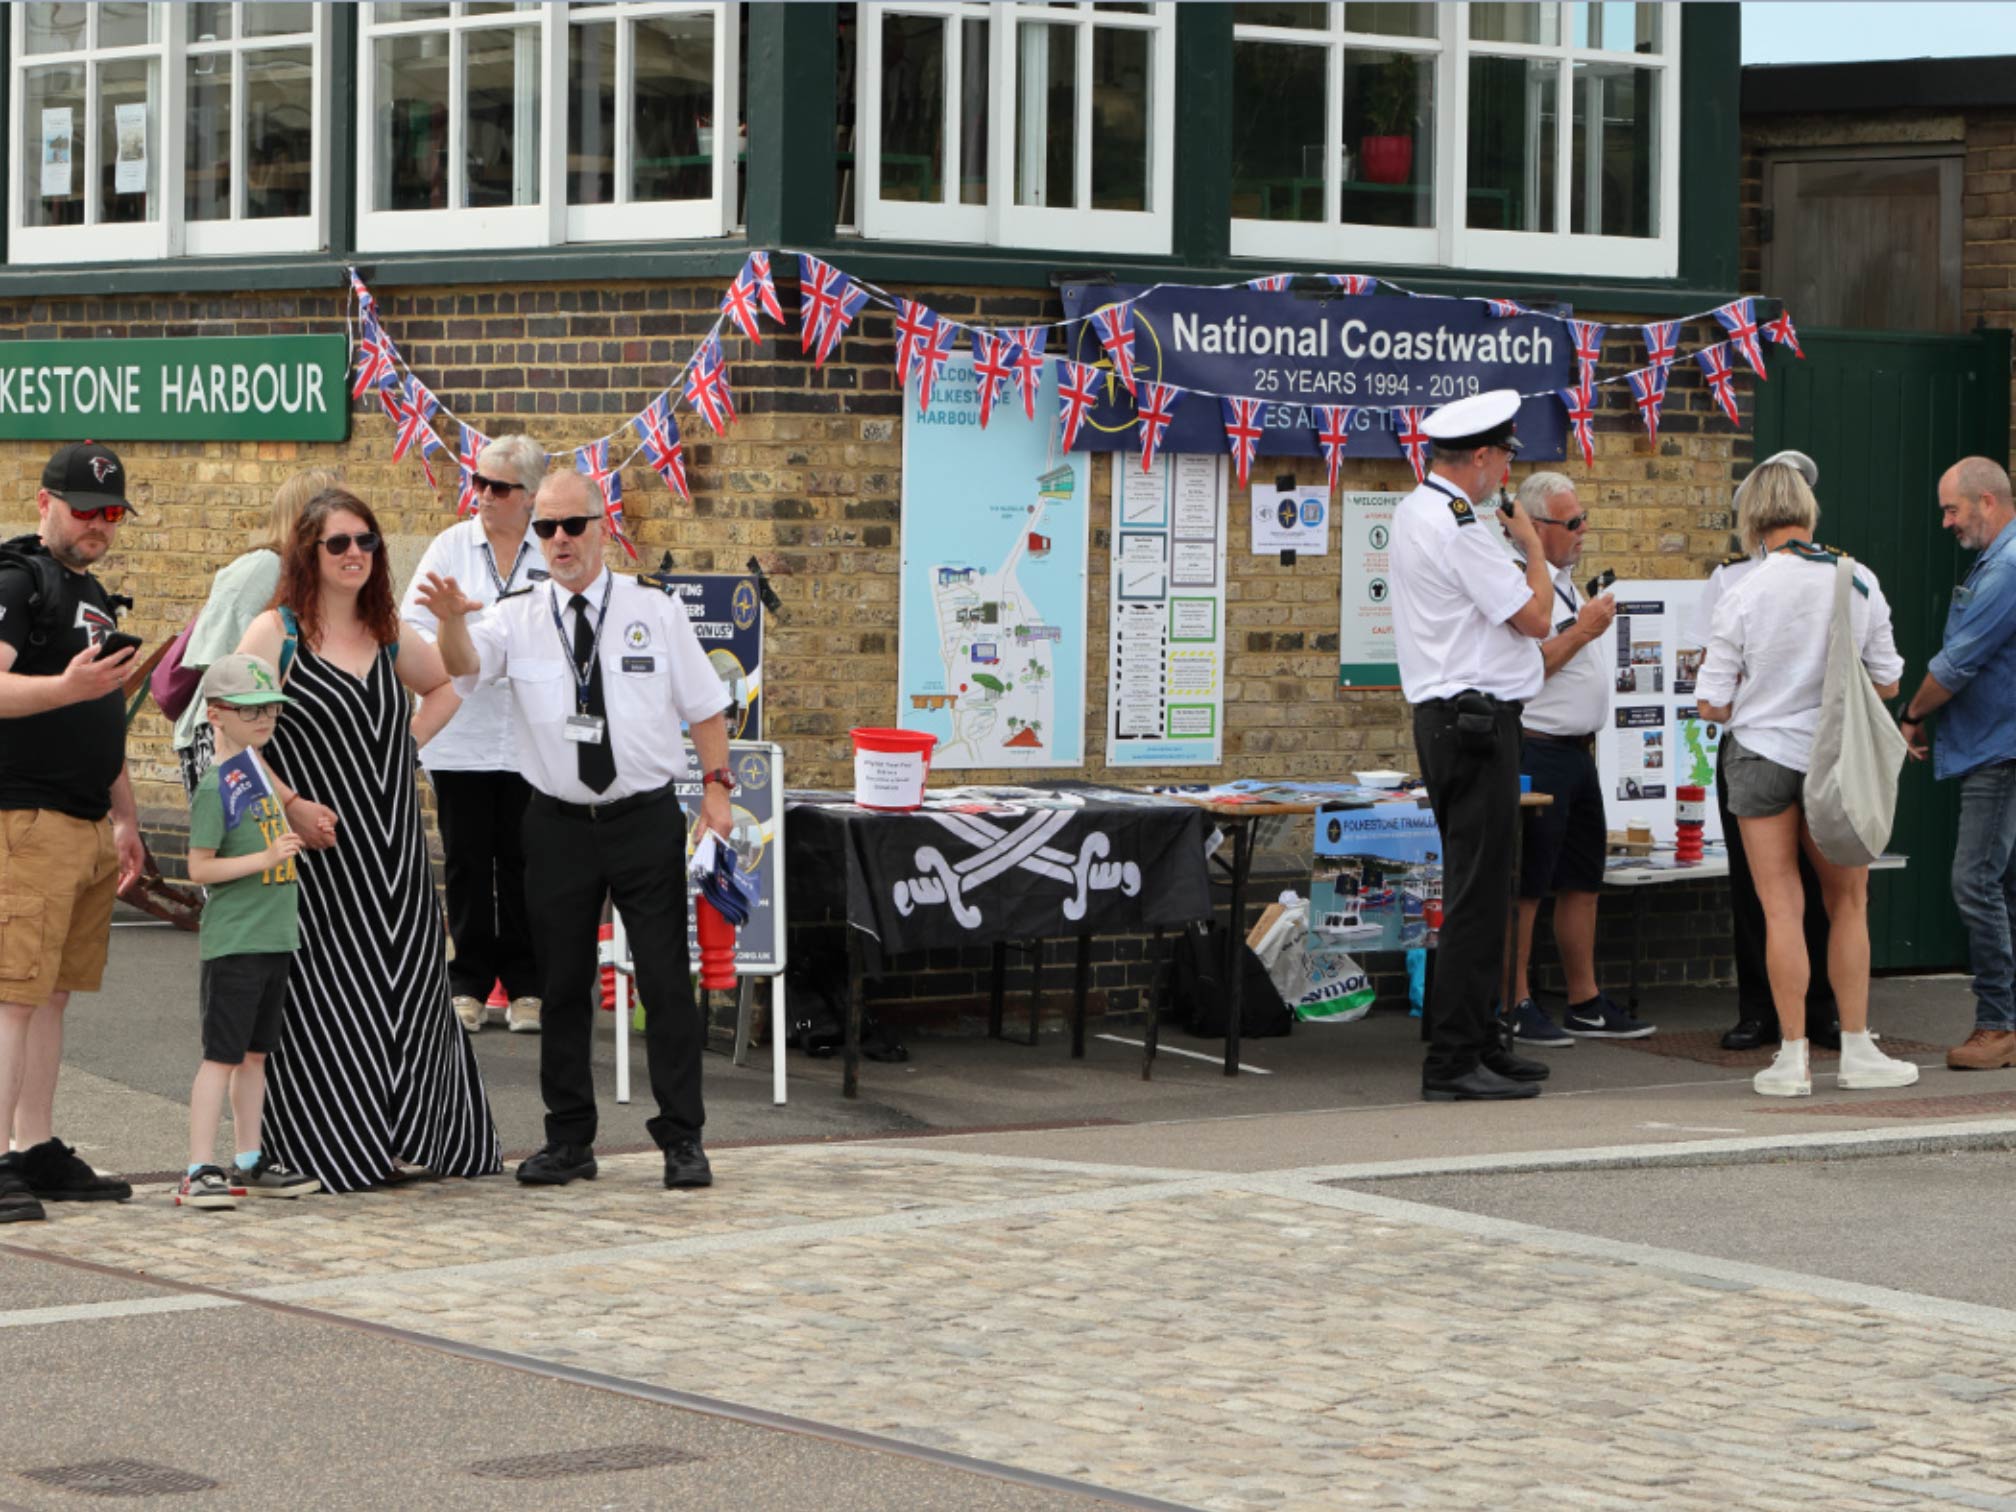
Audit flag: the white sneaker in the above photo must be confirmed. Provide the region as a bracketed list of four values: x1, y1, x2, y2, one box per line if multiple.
[452, 995, 483, 1033]
[506, 996, 542, 1034]
[1837, 1030, 1920, 1090]
[1754, 1038, 1812, 1098]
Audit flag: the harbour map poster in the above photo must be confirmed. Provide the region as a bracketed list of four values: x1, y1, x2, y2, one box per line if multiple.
[1593, 577, 1723, 845]
[897, 354, 1090, 767]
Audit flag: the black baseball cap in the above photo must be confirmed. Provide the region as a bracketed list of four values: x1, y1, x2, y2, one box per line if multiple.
[42, 441, 138, 514]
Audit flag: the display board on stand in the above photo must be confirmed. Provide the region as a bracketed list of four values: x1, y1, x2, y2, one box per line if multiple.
[1593, 578, 1724, 845]
[1336, 489, 1405, 688]
[638, 566, 767, 739]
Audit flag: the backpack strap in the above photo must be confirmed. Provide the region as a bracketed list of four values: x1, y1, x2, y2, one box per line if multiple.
[277, 605, 300, 680]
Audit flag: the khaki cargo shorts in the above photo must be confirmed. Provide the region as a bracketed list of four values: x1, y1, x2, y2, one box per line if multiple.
[0, 809, 119, 1005]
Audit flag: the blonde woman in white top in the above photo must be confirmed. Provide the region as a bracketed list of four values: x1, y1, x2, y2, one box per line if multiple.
[1695, 463, 1920, 1097]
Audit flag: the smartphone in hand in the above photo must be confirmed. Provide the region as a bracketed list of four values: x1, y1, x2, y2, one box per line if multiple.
[1586, 568, 1616, 598]
[95, 631, 143, 661]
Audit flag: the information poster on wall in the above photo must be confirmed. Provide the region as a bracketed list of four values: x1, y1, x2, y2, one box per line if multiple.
[1249, 481, 1329, 555]
[1337, 490, 1404, 688]
[1594, 578, 1721, 844]
[897, 354, 1090, 767]
[1106, 452, 1227, 767]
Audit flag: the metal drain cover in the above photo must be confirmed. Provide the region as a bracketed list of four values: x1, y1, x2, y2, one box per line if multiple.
[469, 1443, 697, 1481]
[20, 1459, 220, 1497]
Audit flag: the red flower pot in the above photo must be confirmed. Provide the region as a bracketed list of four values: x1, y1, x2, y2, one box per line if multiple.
[1360, 135, 1414, 185]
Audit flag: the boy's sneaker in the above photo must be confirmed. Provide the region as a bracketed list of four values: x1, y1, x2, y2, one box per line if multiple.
[20, 1138, 132, 1202]
[1511, 999, 1575, 1047]
[175, 1167, 241, 1210]
[1562, 994, 1657, 1040]
[0, 1160, 45, 1223]
[236, 1155, 319, 1198]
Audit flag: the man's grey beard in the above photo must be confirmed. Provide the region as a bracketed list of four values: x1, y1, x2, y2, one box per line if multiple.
[47, 538, 96, 571]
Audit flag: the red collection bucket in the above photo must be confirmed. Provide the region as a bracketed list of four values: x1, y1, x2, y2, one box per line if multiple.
[850, 727, 937, 811]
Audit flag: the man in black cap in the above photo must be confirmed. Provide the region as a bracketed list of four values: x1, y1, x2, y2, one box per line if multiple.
[0, 442, 146, 1223]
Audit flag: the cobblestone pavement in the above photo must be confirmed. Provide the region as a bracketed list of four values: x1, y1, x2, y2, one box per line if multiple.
[9, 1140, 2016, 1511]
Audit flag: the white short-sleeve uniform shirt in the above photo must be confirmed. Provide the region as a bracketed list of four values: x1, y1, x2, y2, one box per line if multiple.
[399, 517, 543, 773]
[1391, 476, 1543, 705]
[1517, 561, 1610, 738]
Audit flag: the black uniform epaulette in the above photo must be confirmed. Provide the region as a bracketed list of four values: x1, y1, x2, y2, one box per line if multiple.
[1719, 552, 1748, 567]
[496, 585, 535, 601]
[1447, 495, 1477, 527]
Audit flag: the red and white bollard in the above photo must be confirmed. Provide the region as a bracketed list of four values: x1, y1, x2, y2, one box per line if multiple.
[1675, 785, 1706, 864]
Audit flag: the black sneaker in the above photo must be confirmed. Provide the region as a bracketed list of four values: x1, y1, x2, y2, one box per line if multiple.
[20, 1138, 132, 1202]
[174, 1167, 240, 1211]
[516, 1142, 597, 1186]
[1512, 999, 1575, 1048]
[1561, 995, 1657, 1040]
[0, 1160, 45, 1223]
[663, 1140, 713, 1190]
[235, 1154, 320, 1199]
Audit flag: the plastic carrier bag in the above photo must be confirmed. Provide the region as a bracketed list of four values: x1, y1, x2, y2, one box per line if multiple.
[1249, 893, 1377, 1025]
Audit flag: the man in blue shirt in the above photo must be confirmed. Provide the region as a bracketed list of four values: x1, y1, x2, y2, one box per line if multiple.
[1901, 456, 2016, 1071]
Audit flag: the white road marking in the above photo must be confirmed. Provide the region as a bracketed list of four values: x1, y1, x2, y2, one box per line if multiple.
[0, 1294, 238, 1330]
[1094, 1034, 1272, 1074]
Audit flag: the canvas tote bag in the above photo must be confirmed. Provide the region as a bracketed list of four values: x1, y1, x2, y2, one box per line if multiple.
[1805, 554, 1908, 866]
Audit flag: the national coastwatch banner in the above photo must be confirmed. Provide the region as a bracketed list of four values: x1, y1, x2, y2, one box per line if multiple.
[0, 335, 351, 442]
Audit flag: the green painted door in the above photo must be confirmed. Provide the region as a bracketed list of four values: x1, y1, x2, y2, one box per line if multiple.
[1752, 326, 2013, 970]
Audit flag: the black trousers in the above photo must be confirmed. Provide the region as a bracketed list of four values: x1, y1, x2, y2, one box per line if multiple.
[523, 790, 703, 1150]
[432, 768, 539, 1002]
[1716, 739, 1836, 1021]
[1414, 697, 1523, 1079]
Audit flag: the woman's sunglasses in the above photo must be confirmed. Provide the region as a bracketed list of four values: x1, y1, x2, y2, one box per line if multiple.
[470, 474, 525, 497]
[531, 515, 595, 540]
[320, 532, 381, 556]
[63, 500, 129, 523]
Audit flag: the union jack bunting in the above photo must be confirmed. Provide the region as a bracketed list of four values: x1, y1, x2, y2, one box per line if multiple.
[1135, 383, 1181, 473]
[1220, 396, 1265, 487]
[348, 268, 376, 318]
[376, 367, 404, 425]
[1568, 320, 1607, 388]
[745, 251, 785, 323]
[1246, 274, 1292, 293]
[574, 439, 637, 560]
[913, 315, 959, 416]
[813, 280, 869, 366]
[894, 299, 939, 387]
[1484, 299, 1532, 319]
[390, 377, 445, 487]
[1056, 359, 1101, 451]
[1316, 405, 1356, 493]
[974, 335, 1018, 430]
[1325, 273, 1377, 295]
[1625, 366, 1668, 445]
[795, 254, 850, 357]
[1698, 344, 1741, 425]
[351, 310, 395, 401]
[633, 392, 690, 502]
[1007, 326, 1047, 421]
[684, 333, 736, 436]
[1397, 407, 1431, 483]
[455, 421, 491, 517]
[720, 262, 768, 344]
[1556, 383, 1598, 469]
[1091, 303, 1141, 400]
[1640, 320, 1682, 370]
[1713, 298, 1769, 378]
[1763, 307, 1805, 359]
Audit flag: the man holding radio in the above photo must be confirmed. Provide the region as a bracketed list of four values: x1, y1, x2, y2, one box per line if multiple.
[0, 442, 147, 1223]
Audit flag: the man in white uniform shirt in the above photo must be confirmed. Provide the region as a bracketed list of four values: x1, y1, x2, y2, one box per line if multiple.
[401, 435, 548, 1035]
[1391, 390, 1554, 1101]
[418, 472, 734, 1192]
[1502, 472, 1656, 1047]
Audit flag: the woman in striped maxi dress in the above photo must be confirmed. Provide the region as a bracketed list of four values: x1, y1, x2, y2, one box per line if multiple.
[237, 488, 501, 1192]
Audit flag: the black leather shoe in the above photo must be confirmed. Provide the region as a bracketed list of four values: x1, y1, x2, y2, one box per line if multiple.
[1808, 1018, 1842, 1052]
[1720, 1018, 1781, 1051]
[663, 1140, 713, 1189]
[1422, 1065, 1541, 1101]
[515, 1142, 597, 1185]
[0, 1162, 45, 1223]
[1482, 1047, 1550, 1083]
[20, 1138, 131, 1202]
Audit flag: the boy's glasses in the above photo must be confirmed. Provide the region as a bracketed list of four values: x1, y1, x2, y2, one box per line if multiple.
[219, 705, 280, 722]
[320, 532, 381, 556]
[532, 515, 595, 539]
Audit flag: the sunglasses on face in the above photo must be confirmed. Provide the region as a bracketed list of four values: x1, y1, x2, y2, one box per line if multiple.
[471, 474, 525, 497]
[60, 499, 128, 523]
[531, 515, 596, 540]
[320, 532, 381, 556]
[1537, 514, 1588, 533]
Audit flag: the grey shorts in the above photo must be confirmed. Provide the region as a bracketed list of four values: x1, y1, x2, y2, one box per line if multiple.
[1722, 735, 1806, 819]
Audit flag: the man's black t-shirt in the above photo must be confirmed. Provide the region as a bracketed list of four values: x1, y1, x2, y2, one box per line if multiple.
[0, 550, 125, 820]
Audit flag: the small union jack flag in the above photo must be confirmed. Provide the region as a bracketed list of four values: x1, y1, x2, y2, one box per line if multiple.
[1640, 320, 1682, 369]
[634, 392, 689, 503]
[1625, 366, 1668, 446]
[746, 251, 785, 323]
[1316, 405, 1356, 493]
[574, 439, 637, 561]
[974, 334, 1018, 430]
[1484, 299, 1532, 319]
[796, 254, 849, 357]
[720, 261, 768, 344]
[1699, 343, 1741, 425]
[348, 267, 375, 317]
[1397, 407, 1431, 483]
[684, 333, 736, 436]
[1056, 359, 1101, 451]
[351, 311, 395, 401]
[1220, 396, 1265, 487]
[913, 315, 959, 415]
[1246, 274, 1292, 293]
[1135, 383, 1181, 473]
[814, 280, 869, 366]
[1007, 326, 1047, 421]
[1763, 306, 1805, 359]
[1714, 297, 1769, 379]
[1556, 383, 1598, 469]
[387, 377, 445, 487]
[1568, 320, 1607, 388]
[894, 299, 939, 387]
[1325, 273, 1377, 295]
[1091, 302, 1141, 400]
[455, 421, 491, 517]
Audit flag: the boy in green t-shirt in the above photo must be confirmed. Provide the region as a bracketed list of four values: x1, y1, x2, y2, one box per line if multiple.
[177, 654, 320, 1209]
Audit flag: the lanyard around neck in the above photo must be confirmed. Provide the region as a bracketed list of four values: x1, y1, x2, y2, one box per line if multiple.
[548, 575, 613, 712]
[479, 537, 530, 599]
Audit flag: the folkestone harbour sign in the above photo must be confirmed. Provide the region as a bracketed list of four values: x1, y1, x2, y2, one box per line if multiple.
[0, 335, 350, 442]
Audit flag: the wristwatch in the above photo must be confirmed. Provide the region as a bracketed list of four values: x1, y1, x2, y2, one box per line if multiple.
[701, 767, 737, 793]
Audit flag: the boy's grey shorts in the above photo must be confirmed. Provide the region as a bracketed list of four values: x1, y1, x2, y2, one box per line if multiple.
[1722, 735, 1806, 819]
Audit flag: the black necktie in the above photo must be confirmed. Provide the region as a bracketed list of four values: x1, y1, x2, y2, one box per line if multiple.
[570, 593, 616, 793]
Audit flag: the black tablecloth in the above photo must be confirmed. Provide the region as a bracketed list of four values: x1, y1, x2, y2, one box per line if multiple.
[786, 792, 1213, 955]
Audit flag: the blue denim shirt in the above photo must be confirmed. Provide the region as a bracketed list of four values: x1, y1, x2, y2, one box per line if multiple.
[1930, 517, 2016, 780]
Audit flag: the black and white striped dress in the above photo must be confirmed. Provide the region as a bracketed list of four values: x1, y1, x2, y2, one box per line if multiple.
[260, 636, 503, 1193]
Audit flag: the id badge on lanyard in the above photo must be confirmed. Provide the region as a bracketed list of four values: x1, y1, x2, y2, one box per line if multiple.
[550, 577, 613, 745]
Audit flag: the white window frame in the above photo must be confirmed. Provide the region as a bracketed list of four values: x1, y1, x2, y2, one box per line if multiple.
[356, 1, 737, 255]
[1230, 2, 1679, 280]
[858, 1, 1176, 256]
[183, 6, 328, 258]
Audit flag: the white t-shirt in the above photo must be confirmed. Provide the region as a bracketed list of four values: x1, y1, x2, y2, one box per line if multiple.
[399, 518, 542, 772]
[1391, 476, 1543, 704]
[1519, 562, 1610, 737]
[1694, 551, 1905, 773]
[1685, 554, 1761, 648]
